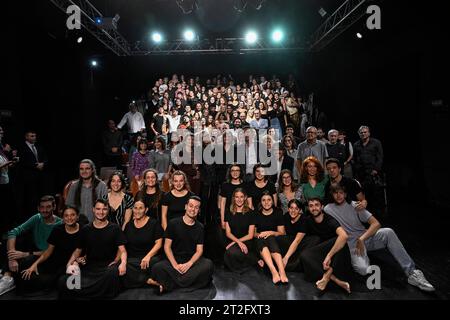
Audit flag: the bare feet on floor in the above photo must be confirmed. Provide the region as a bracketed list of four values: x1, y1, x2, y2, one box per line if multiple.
[334, 279, 351, 294]
[147, 278, 159, 287]
[272, 273, 281, 284]
[280, 272, 289, 283]
[316, 277, 331, 291]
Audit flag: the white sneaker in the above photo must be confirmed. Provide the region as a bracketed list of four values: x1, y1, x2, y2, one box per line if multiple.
[0, 275, 15, 296]
[407, 270, 435, 292]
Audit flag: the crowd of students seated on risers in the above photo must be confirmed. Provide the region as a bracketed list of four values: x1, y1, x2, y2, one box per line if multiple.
[0, 156, 435, 298]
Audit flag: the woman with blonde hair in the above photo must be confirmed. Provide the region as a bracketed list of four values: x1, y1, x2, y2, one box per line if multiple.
[223, 188, 257, 273]
[160, 170, 194, 230]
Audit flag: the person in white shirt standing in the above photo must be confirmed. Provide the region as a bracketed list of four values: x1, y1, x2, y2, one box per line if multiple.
[117, 103, 146, 147]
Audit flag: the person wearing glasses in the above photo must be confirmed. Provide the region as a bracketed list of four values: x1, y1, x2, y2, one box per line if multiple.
[295, 126, 328, 177]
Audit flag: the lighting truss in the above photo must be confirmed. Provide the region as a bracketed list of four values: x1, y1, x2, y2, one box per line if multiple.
[131, 37, 305, 56]
[49, 0, 131, 56]
[309, 0, 368, 52]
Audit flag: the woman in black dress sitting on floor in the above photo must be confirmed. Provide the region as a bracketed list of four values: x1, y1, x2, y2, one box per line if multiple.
[254, 191, 288, 284]
[122, 198, 163, 289]
[276, 199, 321, 272]
[224, 188, 257, 273]
[19, 206, 82, 294]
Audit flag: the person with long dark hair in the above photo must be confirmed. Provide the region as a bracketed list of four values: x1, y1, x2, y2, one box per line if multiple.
[66, 159, 108, 223]
[135, 169, 163, 220]
[247, 164, 277, 210]
[277, 169, 303, 214]
[19, 206, 82, 294]
[59, 199, 127, 300]
[130, 138, 150, 188]
[103, 172, 133, 229]
[300, 156, 329, 204]
[254, 192, 287, 284]
[224, 189, 257, 273]
[276, 199, 321, 272]
[122, 199, 163, 289]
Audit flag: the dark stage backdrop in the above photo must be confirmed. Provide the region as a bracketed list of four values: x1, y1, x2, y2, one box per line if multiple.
[2, 1, 448, 211]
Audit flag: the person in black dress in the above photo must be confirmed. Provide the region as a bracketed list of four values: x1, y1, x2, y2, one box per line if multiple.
[58, 199, 127, 299]
[276, 199, 321, 272]
[149, 196, 214, 294]
[160, 170, 195, 230]
[135, 169, 163, 220]
[122, 198, 163, 288]
[300, 197, 352, 293]
[103, 172, 133, 229]
[219, 163, 247, 230]
[19, 206, 82, 294]
[247, 164, 277, 210]
[224, 188, 257, 273]
[254, 191, 288, 284]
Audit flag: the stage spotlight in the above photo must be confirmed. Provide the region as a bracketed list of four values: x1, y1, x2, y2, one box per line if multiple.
[245, 31, 258, 44]
[91, 60, 98, 67]
[271, 29, 284, 42]
[356, 32, 363, 39]
[95, 17, 102, 25]
[152, 32, 162, 43]
[184, 29, 195, 41]
[77, 37, 83, 44]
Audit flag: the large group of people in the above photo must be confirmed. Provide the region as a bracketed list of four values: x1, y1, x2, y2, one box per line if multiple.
[0, 74, 435, 298]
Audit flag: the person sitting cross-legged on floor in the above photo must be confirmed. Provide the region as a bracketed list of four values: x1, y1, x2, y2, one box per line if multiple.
[19, 206, 82, 294]
[223, 188, 258, 273]
[324, 183, 435, 292]
[121, 198, 163, 289]
[300, 197, 353, 293]
[58, 199, 127, 300]
[0, 195, 62, 296]
[148, 196, 214, 294]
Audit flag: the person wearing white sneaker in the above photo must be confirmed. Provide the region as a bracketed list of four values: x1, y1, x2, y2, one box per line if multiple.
[325, 184, 435, 292]
[1, 195, 62, 296]
[0, 274, 15, 296]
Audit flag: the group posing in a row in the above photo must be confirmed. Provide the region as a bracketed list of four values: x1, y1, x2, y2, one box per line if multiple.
[0, 156, 435, 298]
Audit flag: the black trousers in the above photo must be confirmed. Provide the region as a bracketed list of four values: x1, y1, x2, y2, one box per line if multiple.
[255, 235, 281, 254]
[121, 256, 161, 289]
[276, 235, 321, 272]
[58, 264, 122, 300]
[151, 257, 214, 293]
[223, 240, 258, 274]
[300, 237, 353, 283]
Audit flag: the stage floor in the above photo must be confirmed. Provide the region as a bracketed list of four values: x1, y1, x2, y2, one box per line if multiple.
[1, 205, 449, 300]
